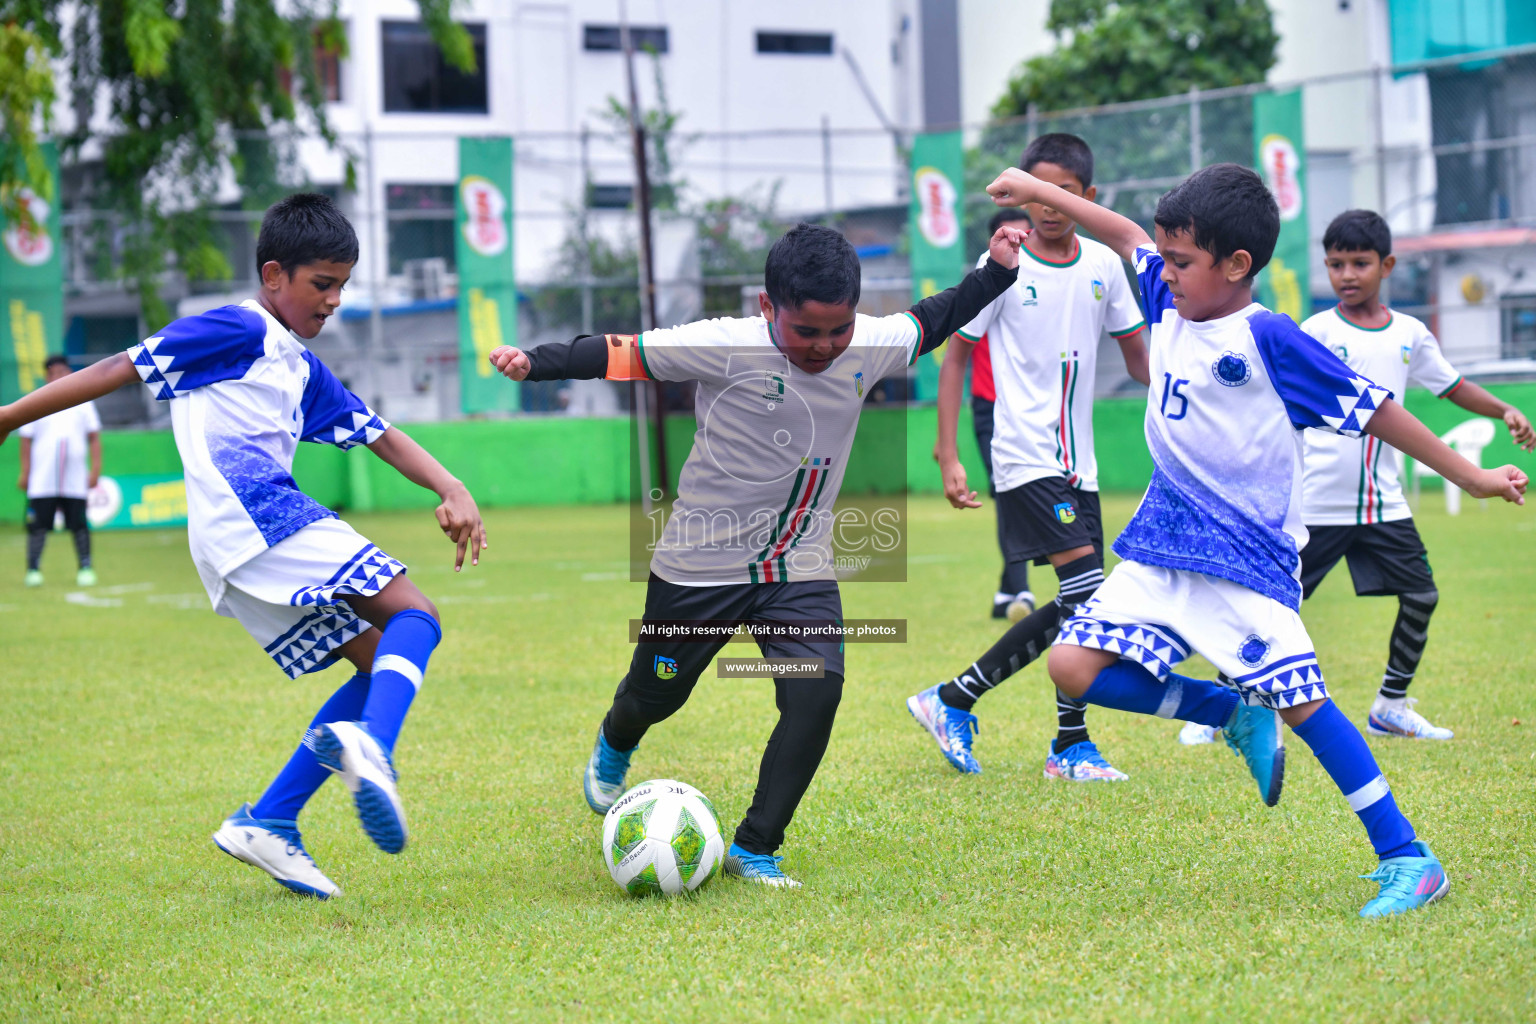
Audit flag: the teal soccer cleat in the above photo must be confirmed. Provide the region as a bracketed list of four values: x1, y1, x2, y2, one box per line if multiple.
[583, 729, 635, 814]
[906, 684, 981, 774]
[723, 843, 802, 888]
[1360, 841, 1449, 918]
[1222, 701, 1285, 806]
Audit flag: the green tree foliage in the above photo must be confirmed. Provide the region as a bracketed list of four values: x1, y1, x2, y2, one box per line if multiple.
[973, 0, 1278, 231]
[0, 0, 472, 324]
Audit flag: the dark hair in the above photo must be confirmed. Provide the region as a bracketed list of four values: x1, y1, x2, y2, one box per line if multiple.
[987, 208, 1031, 235]
[1322, 209, 1392, 258]
[1019, 133, 1094, 188]
[1154, 163, 1278, 281]
[763, 223, 861, 310]
[44, 354, 70, 371]
[255, 193, 359, 276]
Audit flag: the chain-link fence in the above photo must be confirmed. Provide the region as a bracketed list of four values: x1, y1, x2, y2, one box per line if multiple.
[54, 45, 1536, 428]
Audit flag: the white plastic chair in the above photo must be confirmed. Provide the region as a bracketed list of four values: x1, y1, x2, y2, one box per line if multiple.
[1411, 418, 1495, 515]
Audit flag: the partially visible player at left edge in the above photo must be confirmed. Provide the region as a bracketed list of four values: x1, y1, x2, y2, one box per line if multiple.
[0, 193, 488, 899]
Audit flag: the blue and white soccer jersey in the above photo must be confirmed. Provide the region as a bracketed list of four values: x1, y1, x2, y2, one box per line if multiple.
[1054, 246, 1393, 709]
[128, 299, 402, 677]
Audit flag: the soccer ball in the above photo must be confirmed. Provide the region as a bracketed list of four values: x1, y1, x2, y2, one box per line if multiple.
[602, 779, 724, 897]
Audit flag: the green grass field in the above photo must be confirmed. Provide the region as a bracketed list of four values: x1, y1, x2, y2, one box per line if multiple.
[2, 494, 1533, 1022]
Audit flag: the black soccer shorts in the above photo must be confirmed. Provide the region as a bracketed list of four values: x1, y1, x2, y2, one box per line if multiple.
[995, 477, 1104, 565]
[1300, 519, 1435, 599]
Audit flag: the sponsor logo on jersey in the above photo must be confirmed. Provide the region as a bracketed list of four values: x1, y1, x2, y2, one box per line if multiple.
[1401, 344, 1411, 364]
[1021, 282, 1039, 307]
[1053, 501, 1077, 524]
[1212, 351, 1252, 387]
[654, 655, 679, 679]
[762, 372, 785, 403]
[1237, 634, 1271, 668]
[1090, 279, 1105, 301]
[853, 371, 864, 397]
[1333, 344, 1349, 360]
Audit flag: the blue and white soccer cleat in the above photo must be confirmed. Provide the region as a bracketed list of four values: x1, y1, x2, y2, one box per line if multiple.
[1044, 739, 1129, 782]
[1222, 702, 1285, 807]
[723, 843, 802, 889]
[1367, 697, 1454, 741]
[583, 729, 635, 814]
[906, 684, 981, 774]
[309, 721, 408, 854]
[1359, 841, 1449, 918]
[212, 803, 339, 899]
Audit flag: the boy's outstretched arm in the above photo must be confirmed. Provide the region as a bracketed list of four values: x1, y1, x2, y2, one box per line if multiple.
[1445, 380, 1536, 451]
[0, 352, 139, 444]
[932, 337, 983, 509]
[988, 168, 1152, 264]
[366, 427, 489, 571]
[489, 335, 609, 383]
[910, 226, 1023, 355]
[1366, 399, 1528, 503]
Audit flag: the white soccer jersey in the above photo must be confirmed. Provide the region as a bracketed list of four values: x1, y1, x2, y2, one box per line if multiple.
[1113, 246, 1392, 610]
[18, 400, 101, 498]
[630, 313, 921, 585]
[1299, 307, 1463, 525]
[954, 236, 1145, 492]
[126, 299, 389, 595]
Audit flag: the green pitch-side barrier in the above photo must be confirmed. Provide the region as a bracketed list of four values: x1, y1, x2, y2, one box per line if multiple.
[3, 385, 1532, 526]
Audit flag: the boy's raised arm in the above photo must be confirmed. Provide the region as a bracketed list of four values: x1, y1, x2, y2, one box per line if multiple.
[489, 334, 610, 383]
[1364, 398, 1528, 503]
[0, 352, 140, 443]
[909, 226, 1024, 355]
[988, 168, 1152, 263]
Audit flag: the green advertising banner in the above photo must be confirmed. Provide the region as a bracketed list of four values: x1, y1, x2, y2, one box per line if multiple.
[908, 131, 967, 401]
[82, 474, 188, 531]
[0, 142, 64, 403]
[1253, 89, 1309, 322]
[455, 137, 520, 415]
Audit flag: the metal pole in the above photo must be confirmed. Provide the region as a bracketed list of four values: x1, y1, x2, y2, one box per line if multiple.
[1371, 64, 1389, 306]
[578, 121, 594, 337]
[364, 123, 384, 409]
[821, 114, 834, 213]
[1188, 85, 1202, 174]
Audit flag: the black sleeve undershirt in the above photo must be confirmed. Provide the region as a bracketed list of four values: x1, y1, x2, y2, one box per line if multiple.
[910, 257, 1019, 356]
[523, 334, 610, 381]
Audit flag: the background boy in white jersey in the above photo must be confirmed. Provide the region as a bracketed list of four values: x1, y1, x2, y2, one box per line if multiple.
[911, 134, 1150, 781]
[1299, 209, 1533, 739]
[489, 222, 1024, 888]
[17, 355, 102, 587]
[933, 207, 1036, 622]
[0, 194, 488, 900]
[987, 162, 1526, 917]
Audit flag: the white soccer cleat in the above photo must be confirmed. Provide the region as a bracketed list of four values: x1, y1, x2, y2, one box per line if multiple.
[1367, 697, 1453, 741]
[1178, 721, 1219, 745]
[309, 721, 409, 853]
[213, 803, 340, 899]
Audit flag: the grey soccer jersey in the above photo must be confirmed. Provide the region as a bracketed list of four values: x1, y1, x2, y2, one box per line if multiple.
[631, 314, 920, 584]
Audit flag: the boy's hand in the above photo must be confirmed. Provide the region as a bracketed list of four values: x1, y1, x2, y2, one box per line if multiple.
[987, 224, 1026, 269]
[435, 483, 489, 571]
[1504, 408, 1535, 451]
[1465, 464, 1528, 504]
[939, 459, 983, 509]
[488, 346, 531, 381]
[986, 168, 1043, 209]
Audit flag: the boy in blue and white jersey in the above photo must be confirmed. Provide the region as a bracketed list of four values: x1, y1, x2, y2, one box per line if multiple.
[986, 163, 1527, 917]
[0, 194, 488, 900]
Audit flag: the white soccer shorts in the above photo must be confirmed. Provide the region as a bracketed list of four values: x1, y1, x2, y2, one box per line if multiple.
[200, 518, 406, 678]
[1052, 559, 1329, 710]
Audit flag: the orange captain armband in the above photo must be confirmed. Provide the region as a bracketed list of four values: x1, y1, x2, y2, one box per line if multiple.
[605, 333, 650, 381]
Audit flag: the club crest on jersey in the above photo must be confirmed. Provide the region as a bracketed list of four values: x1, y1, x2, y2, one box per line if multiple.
[1237, 634, 1270, 668]
[1021, 282, 1039, 307]
[854, 371, 864, 397]
[1212, 351, 1252, 387]
[654, 655, 679, 679]
[1053, 501, 1077, 524]
[761, 372, 785, 404]
[1090, 279, 1105, 301]
[1332, 344, 1349, 360]
[1400, 344, 1411, 364]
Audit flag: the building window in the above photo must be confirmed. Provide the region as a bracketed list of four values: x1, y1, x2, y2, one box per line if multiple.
[1502, 295, 1536, 360]
[382, 20, 488, 114]
[387, 183, 456, 275]
[588, 184, 634, 209]
[756, 31, 834, 55]
[583, 24, 669, 53]
[278, 25, 345, 102]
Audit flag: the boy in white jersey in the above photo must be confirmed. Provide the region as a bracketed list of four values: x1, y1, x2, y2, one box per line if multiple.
[17, 355, 102, 587]
[488, 222, 1025, 887]
[1299, 209, 1532, 739]
[912, 134, 1150, 780]
[0, 194, 488, 900]
[987, 163, 1526, 916]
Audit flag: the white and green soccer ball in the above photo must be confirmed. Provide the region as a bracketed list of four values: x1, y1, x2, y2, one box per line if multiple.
[602, 779, 724, 897]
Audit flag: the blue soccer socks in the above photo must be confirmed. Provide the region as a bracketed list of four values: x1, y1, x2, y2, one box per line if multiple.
[362, 609, 442, 754]
[1292, 699, 1418, 860]
[252, 671, 371, 822]
[1080, 661, 1240, 727]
